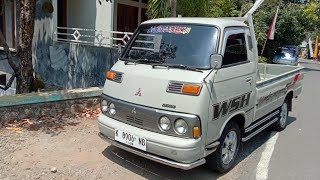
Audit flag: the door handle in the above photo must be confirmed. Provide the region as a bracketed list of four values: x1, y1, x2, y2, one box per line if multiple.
[246, 77, 252, 85]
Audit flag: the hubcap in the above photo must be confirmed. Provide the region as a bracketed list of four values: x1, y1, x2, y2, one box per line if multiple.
[280, 103, 288, 127]
[221, 131, 238, 165]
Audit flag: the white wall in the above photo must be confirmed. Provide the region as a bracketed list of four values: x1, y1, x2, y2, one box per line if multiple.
[66, 0, 113, 32]
[0, 70, 16, 96]
[95, 0, 114, 32]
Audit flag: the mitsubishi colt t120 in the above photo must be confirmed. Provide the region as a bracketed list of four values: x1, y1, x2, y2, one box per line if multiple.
[98, 3, 304, 173]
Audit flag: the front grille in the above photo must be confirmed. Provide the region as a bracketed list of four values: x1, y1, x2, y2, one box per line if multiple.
[114, 73, 123, 83]
[167, 82, 183, 93]
[126, 116, 144, 126]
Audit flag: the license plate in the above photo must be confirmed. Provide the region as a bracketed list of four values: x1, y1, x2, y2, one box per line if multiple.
[115, 129, 147, 151]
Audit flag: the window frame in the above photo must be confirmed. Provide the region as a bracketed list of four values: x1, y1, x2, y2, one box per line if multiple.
[221, 28, 249, 68]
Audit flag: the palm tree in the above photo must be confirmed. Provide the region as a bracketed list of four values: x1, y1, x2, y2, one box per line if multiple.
[147, 0, 177, 19]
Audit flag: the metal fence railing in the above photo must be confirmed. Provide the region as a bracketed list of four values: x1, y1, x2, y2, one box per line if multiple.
[54, 27, 134, 48]
[0, 85, 16, 96]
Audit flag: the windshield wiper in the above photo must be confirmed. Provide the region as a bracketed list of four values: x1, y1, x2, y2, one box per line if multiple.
[123, 58, 164, 65]
[152, 64, 203, 73]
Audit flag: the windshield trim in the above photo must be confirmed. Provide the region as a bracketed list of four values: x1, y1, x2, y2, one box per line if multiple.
[120, 23, 221, 70]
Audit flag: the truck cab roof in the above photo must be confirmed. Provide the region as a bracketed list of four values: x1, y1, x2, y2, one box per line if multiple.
[142, 17, 248, 29]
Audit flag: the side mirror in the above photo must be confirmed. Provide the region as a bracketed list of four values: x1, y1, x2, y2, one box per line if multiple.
[210, 54, 223, 69]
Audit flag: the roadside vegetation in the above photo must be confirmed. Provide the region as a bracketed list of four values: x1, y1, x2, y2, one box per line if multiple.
[148, 0, 320, 62]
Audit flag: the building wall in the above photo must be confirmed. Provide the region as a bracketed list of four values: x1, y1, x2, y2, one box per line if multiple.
[33, 0, 119, 89]
[4, 0, 13, 48]
[1, 0, 119, 94]
[36, 41, 119, 89]
[95, 0, 114, 33]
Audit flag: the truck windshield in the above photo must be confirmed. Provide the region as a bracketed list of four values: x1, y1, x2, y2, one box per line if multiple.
[121, 24, 218, 69]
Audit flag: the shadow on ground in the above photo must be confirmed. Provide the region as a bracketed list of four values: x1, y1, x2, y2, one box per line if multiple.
[102, 116, 296, 180]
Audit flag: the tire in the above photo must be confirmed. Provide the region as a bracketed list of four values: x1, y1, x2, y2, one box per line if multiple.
[272, 99, 289, 131]
[206, 122, 241, 173]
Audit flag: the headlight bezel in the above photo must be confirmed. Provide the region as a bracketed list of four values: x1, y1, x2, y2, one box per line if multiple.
[101, 100, 109, 113]
[158, 116, 171, 131]
[109, 103, 116, 116]
[174, 118, 188, 135]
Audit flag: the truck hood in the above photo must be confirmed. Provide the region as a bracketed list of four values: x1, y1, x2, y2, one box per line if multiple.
[102, 62, 212, 114]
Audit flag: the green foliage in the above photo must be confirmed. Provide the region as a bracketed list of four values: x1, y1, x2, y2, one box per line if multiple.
[258, 56, 269, 63]
[147, 0, 170, 19]
[176, 0, 212, 17]
[147, 0, 320, 60]
[176, 0, 240, 17]
[252, 0, 319, 58]
[31, 73, 45, 92]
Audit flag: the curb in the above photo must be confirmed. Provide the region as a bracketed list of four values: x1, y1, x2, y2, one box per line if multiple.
[0, 87, 103, 107]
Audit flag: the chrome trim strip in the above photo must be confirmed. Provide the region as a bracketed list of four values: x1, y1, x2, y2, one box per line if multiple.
[98, 133, 206, 170]
[242, 117, 278, 142]
[245, 110, 279, 133]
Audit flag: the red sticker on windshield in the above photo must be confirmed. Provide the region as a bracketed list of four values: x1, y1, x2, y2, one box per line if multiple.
[148, 26, 191, 34]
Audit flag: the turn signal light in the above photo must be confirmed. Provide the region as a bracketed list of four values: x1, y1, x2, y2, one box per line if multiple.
[193, 126, 200, 139]
[182, 84, 201, 95]
[106, 71, 116, 80]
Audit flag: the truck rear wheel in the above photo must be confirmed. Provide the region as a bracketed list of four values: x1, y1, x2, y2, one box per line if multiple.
[206, 122, 241, 173]
[272, 99, 289, 131]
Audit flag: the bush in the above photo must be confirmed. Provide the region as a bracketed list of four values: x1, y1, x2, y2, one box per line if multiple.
[259, 56, 269, 63]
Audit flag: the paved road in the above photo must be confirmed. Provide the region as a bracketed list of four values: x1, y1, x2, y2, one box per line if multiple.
[227, 59, 320, 180]
[1, 60, 318, 180]
[103, 59, 320, 180]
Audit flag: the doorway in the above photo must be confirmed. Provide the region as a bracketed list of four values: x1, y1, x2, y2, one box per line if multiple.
[117, 4, 138, 33]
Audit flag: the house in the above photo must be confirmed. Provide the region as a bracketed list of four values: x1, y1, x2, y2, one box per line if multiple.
[0, 0, 148, 93]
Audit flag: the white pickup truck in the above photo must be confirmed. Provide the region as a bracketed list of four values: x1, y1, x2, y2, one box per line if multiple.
[98, 9, 304, 173]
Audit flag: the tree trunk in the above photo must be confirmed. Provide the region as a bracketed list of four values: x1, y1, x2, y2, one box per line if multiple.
[171, 0, 177, 17]
[16, 0, 36, 94]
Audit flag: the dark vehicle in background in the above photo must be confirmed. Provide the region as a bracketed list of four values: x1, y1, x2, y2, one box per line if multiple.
[273, 46, 299, 66]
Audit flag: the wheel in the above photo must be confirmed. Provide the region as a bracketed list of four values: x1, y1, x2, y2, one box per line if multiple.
[272, 99, 289, 131]
[206, 122, 241, 173]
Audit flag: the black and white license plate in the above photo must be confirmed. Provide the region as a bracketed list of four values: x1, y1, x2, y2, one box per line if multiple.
[115, 129, 147, 151]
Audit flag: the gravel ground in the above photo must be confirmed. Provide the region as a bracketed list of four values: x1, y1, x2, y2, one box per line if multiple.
[0, 116, 272, 180]
[0, 117, 151, 180]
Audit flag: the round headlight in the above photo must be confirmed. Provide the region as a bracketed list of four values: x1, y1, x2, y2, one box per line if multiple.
[159, 116, 171, 131]
[101, 100, 108, 113]
[109, 103, 116, 115]
[174, 119, 188, 134]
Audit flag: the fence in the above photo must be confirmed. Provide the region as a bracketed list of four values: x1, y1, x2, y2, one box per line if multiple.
[54, 27, 133, 48]
[0, 85, 16, 96]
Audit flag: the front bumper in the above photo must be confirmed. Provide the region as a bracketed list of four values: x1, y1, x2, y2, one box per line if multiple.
[98, 132, 205, 170]
[98, 114, 206, 170]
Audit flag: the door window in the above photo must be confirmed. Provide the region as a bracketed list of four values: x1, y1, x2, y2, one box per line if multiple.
[223, 33, 248, 66]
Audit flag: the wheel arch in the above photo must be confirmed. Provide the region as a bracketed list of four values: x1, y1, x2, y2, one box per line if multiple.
[218, 112, 246, 138]
[285, 90, 294, 111]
